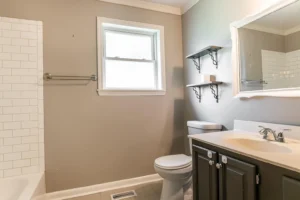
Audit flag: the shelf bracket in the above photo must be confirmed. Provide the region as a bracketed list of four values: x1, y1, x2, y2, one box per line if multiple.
[209, 84, 219, 103]
[208, 50, 218, 68]
[192, 57, 201, 73]
[192, 87, 201, 103]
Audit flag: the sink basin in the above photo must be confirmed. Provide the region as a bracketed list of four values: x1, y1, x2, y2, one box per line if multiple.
[225, 138, 292, 153]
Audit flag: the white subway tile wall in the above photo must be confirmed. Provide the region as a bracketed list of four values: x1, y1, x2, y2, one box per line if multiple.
[0, 17, 44, 178]
[262, 50, 300, 90]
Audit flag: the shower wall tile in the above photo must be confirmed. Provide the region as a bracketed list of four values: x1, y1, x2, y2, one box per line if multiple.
[262, 50, 300, 90]
[3, 167, 21, 177]
[0, 17, 44, 178]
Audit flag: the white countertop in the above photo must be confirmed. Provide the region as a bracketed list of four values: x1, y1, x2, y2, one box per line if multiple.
[189, 130, 300, 173]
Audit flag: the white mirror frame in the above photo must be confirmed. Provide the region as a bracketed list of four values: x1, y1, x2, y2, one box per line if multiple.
[231, 0, 300, 98]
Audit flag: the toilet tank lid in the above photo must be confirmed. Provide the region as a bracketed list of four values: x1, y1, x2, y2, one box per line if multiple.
[187, 121, 222, 130]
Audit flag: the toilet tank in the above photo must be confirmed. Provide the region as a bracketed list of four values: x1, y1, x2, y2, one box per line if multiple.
[187, 121, 222, 155]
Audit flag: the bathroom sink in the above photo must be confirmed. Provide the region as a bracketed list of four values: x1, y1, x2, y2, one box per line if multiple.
[225, 138, 292, 153]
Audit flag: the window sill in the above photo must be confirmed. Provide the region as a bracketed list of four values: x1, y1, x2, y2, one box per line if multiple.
[97, 89, 166, 96]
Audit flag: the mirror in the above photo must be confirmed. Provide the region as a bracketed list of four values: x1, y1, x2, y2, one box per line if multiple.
[231, 0, 300, 97]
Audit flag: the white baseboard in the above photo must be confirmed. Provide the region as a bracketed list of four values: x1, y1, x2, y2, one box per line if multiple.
[34, 174, 162, 200]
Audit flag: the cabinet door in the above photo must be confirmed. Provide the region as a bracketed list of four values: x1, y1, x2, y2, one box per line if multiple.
[218, 154, 256, 200]
[192, 145, 218, 200]
[282, 176, 300, 200]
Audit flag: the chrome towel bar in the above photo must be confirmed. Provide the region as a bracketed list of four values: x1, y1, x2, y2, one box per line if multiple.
[44, 73, 97, 81]
[241, 79, 267, 85]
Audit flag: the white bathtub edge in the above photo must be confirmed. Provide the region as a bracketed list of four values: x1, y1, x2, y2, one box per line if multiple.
[36, 174, 162, 200]
[0, 173, 45, 200]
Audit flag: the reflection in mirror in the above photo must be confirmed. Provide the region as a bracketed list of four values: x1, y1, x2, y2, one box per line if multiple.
[239, 1, 300, 92]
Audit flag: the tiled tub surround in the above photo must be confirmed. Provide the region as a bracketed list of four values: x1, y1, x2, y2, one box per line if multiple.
[0, 17, 44, 178]
[262, 49, 300, 90]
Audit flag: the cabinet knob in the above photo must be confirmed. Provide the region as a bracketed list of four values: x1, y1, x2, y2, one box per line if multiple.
[209, 160, 214, 166]
[216, 163, 222, 169]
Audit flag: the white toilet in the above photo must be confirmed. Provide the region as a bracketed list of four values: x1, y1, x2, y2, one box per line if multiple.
[154, 121, 222, 200]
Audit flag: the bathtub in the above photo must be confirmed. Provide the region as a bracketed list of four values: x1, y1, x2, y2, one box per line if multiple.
[0, 173, 45, 200]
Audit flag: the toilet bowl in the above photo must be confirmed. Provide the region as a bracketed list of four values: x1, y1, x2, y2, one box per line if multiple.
[154, 154, 192, 200]
[155, 121, 222, 200]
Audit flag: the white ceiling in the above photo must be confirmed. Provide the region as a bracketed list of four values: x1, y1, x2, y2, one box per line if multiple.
[141, 0, 189, 7]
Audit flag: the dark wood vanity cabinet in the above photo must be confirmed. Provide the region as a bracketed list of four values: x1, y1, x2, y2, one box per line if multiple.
[193, 145, 256, 200]
[282, 176, 300, 200]
[192, 145, 218, 200]
[192, 140, 300, 200]
[218, 154, 256, 200]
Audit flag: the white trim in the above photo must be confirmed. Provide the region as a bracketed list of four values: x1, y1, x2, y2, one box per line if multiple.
[230, 0, 298, 28]
[231, 25, 241, 97]
[97, 0, 200, 15]
[34, 174, 162, 200]
[97, 0, 181, 15]
[181, 0, 199, 14]
[97, 90, 166, 96]
[285, 24, 300, 35]
[230, 0, 300, 98]
[234, 88, 300, 98]
[244, 23, 300, 36]
[97, 17, 166, 96]
[243, 24, 285, 35]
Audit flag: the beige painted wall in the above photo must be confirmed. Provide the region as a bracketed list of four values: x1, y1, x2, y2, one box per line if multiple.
[182, 0, 300, 136]
[285, 30, 300, 52]
[0, 0, 184, 192]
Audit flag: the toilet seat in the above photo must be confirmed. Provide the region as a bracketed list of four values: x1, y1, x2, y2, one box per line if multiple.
[155, 154, 192, 170]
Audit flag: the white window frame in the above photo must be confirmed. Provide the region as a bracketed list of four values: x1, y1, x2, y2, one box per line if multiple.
[97, 17, 166, 96]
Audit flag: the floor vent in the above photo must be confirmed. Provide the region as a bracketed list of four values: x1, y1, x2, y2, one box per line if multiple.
[111, 190, 137, 200]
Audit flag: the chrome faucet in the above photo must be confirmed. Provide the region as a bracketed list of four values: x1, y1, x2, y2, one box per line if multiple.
[258, 126, 290, 143]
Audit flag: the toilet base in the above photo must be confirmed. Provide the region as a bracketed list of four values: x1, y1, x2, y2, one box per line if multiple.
[160, 176, 192, 200]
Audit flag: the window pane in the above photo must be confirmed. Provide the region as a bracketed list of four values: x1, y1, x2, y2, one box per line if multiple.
[104, 60, 156, 90]
[105, 31, 153, 60]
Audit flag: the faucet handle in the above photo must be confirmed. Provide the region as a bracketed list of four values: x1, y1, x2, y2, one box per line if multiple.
[276, 128, 290, 143]
[258, 126, 269, 139]
[258, 126, 269, 134]
[277, 128, 291, 136]
[258, 125, 266, 133]
[278, 128, 291, 133]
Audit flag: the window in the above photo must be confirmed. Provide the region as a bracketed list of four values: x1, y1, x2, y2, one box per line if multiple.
[97, 17, 166, 96]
